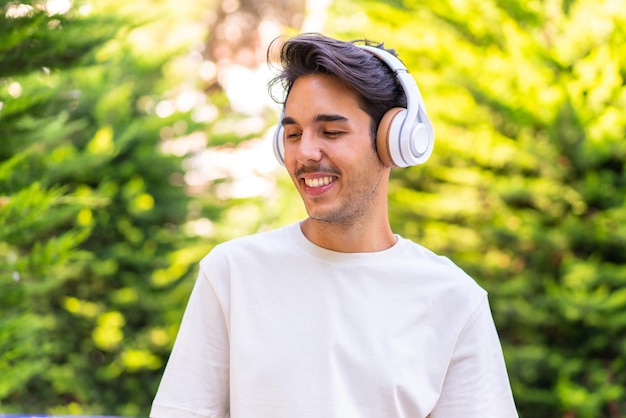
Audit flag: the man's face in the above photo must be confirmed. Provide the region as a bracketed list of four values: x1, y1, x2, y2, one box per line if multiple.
[281, 74, 387, 226]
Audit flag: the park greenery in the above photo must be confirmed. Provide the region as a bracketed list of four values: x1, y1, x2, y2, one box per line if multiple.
[1, 0, 625, 417]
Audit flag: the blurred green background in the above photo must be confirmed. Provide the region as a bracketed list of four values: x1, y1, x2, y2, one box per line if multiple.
[1, 0, 625, 416]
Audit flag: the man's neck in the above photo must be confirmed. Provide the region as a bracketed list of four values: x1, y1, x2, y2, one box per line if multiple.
[299, 216, 396, 253]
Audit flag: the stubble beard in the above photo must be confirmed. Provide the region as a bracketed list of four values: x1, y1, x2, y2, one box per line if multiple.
[305, 164, 384, 229]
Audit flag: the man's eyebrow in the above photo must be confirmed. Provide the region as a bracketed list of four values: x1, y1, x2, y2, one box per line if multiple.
[281, 116, 297, 126]
[314, 113, 349, 123]
[281, 114, 349, 126]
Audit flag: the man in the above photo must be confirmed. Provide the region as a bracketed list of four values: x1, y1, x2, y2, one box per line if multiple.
[150, 33, 518, 417]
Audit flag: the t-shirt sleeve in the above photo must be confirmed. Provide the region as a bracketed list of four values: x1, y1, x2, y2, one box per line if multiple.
[429, 295, 518, 418]
[150, 263, 230, 418]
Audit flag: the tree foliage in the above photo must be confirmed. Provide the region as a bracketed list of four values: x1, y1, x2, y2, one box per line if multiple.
[0, 0, 206, 415]
[326, 0, 626, 416]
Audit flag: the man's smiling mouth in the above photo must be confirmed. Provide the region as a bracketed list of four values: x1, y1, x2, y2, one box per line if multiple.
[304, 176, 336, 188]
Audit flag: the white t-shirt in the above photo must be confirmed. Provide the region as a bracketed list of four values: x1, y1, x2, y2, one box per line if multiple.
[150, 222, 517, 418]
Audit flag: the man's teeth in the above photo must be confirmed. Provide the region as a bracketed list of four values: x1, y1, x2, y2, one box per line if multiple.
[305, 176, 334, 188]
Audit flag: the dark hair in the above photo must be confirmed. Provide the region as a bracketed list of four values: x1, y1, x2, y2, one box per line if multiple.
[267, 33, 407, 142]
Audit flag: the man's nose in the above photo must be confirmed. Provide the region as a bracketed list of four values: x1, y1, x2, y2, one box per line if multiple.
[296, 131, 323, 163]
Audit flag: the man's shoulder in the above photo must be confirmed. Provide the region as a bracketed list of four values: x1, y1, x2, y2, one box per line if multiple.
[400, 237, 486, 294]
[400, 238, 466, 273]
[200, 223, 296, 265]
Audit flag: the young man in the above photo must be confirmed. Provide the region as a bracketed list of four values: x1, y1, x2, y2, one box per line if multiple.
[150, 33, 518, 417]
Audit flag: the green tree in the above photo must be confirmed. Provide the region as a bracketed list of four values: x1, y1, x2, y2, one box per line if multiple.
[0, 0, 205, 415]
[326, 0, 626, 416]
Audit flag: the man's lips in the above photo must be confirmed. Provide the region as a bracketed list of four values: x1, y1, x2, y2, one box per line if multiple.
[303, 176, 336, 188]
[300, 174, 337, 196]
[296, 166, 340, 191]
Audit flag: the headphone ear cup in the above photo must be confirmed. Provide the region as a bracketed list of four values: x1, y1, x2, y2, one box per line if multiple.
[406, 116, 433, 165]
[376, 107, 405, 168]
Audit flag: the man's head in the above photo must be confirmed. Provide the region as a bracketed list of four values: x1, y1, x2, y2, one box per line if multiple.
[266, 33, 434, 229]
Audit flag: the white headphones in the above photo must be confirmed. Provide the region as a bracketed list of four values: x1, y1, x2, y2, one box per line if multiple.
[273, 44, 434, 168]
